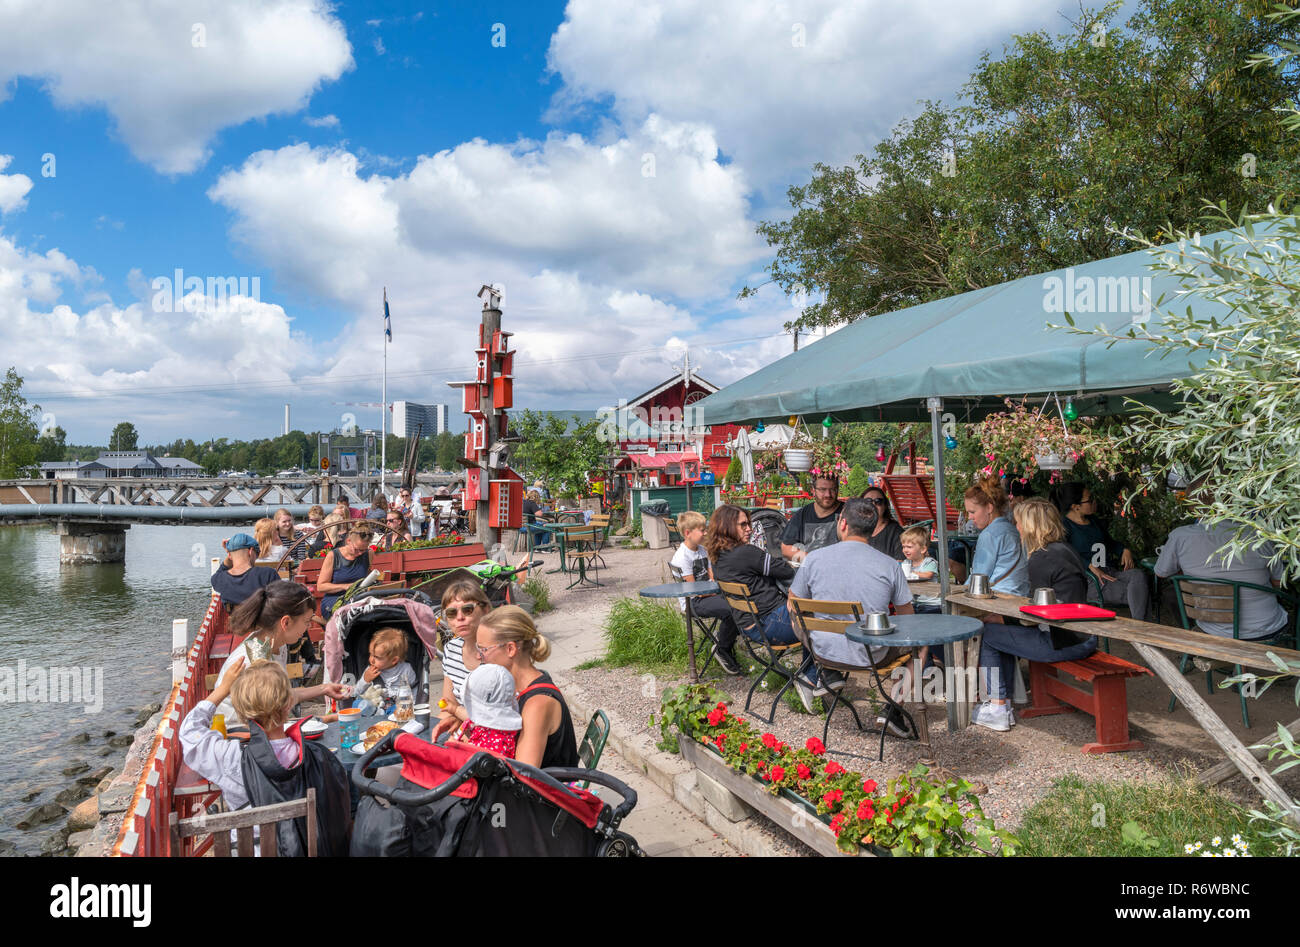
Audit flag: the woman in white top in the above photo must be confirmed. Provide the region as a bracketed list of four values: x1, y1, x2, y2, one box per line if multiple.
[213, 581, 349, 725]
[433, 578, 492, 738]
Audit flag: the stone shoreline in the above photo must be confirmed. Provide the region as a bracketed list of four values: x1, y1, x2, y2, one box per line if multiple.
[5, 701, 162, 858]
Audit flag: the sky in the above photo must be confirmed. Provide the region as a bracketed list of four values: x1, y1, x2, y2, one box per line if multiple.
[0, 0, 1109, 445]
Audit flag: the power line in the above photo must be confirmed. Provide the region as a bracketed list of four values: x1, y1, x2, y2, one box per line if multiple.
[27, 331, 785, 401]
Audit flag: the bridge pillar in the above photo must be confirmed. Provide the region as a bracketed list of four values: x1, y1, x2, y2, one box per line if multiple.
[55, 522, 129, 564]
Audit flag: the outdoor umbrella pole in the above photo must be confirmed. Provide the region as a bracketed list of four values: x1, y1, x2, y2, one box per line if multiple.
[928, 396, 961, 729]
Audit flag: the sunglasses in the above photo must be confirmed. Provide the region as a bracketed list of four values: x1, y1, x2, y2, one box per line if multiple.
[737, 519, 752, 528]
[444, 604, 480, 619]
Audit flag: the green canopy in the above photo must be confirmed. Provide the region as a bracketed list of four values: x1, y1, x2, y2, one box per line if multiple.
[696, 229, 1239, 426]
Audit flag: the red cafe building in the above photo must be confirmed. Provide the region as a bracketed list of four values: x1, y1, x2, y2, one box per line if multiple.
[607, 358, 740, 489]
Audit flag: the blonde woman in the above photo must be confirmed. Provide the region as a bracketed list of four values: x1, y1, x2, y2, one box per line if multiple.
[972, 498, 1097, 732]
[253, 517, 285, 562]
[472, 605, 578, 768]
[322, 501, 351, 545]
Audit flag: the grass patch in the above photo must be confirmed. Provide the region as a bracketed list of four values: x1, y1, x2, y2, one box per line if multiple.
[1017, 773, 1279, 857]
[520, 575, 552, 614]
[574, 657, 605, 671]
[603, 597, 689, 671]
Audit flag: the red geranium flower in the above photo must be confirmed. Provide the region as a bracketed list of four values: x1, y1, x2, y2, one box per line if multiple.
[830, 814, 846, 837]
[821, 789, 844, 808]
[706, 708, 727, 727]
[862, 779, 878, 794]
[716, 702, 727, 710]
[805, 737, 825, 755]
[824, 760, 846, 776]
[796, 764, 811, 780]
[761, 733, 778, 749]
[739, 742, 748, 753]
[769, 766, 785, 782]
[857, 800, 874, 821]
[756, 761, 767, 771]
[714, 734, 726, 751]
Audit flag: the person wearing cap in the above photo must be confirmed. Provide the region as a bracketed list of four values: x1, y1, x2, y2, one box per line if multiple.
[210, 532, 281, 607]
[452, 663, 525, 758]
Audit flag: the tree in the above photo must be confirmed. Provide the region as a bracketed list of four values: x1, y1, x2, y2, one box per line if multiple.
[511, 410, 607, 497]
[0, 368, 40, 477]
[109, 422, 139, 451]
[435, 431, 461, 472]
[35, 425, 67, 463]
[746, 0, 1300, 331]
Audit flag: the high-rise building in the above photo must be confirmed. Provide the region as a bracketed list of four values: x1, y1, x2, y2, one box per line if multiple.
[392, 401, 450, 438]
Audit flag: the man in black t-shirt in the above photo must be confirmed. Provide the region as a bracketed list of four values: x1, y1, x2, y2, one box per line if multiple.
[780, 475, 844, 563]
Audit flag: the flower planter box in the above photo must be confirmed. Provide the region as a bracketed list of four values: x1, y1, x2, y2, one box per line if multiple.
[678, 737, 875, 857]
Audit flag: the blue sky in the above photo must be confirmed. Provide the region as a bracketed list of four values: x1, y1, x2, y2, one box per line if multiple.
[0, 0, 1111, 444]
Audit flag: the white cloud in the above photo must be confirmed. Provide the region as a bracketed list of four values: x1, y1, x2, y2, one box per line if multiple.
[304, 114, 341, 128]
[547, 0, 1058, 187]
[0, 156, 33, 215]
[374, 37, 387, 56]
[0, 230, 324, 437]
[206, 135, 775, 406]
[0, 0, 353, 174]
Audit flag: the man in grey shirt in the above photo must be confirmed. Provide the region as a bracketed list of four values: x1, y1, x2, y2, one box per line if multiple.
[1154, 520, 1287, 639]
[788, 498, 914, 727]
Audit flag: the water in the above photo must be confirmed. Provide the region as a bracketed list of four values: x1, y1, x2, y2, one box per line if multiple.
[0, 524, 233, 855]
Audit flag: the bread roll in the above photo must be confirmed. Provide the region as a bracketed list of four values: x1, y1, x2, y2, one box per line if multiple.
[363, 721, 399, 749]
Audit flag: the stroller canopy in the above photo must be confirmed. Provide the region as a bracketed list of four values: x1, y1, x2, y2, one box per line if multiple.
[324, 592, 442, 686]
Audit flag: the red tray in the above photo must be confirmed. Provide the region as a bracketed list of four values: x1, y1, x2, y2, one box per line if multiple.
[1019, 603, 1116, 621]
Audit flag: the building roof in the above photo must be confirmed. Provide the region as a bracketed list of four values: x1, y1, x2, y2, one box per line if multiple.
[626, 373, 719, 410]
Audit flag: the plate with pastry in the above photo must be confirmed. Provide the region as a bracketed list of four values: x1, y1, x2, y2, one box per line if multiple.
[361, 721, 400, 751]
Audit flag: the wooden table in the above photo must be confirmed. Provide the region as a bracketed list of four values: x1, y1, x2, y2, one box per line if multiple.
[945, 589, 1300, 820]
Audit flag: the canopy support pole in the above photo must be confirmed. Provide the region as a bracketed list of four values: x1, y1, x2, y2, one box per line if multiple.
[928, 397, 959, 730]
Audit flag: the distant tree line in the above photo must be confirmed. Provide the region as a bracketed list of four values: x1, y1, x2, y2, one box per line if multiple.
[0, 367, 466, 478]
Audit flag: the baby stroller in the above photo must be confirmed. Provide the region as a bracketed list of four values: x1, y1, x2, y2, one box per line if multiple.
[349, 732, 643, 856]
[324, 588, 441, 702]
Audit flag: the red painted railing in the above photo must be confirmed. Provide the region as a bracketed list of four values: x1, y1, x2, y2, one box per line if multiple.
[113, 593, 224, 856]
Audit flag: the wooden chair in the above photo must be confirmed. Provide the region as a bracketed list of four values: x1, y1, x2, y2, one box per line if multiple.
[588, 513, 612, 568]
[788, 597, 918, 758]
[717, 580, 803, 724]
[169, 788, 317, 857]
[562, 525, 603, 589]
[1167, 576, 1300, 727]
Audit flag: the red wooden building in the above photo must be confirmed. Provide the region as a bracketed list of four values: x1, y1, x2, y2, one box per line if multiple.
[611, 358, 740, 488]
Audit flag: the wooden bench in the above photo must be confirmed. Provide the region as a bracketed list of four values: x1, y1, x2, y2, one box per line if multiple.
[1019, 651, 1152, 753]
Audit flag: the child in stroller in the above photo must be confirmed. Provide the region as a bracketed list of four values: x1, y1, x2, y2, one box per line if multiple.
[324, 589, 440, 706]
[344, 627, 418, 712]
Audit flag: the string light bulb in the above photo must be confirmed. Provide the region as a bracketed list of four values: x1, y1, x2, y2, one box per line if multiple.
[755, 420, 765, 433]
[945, 435, 958, 450]
[1063, 398, 1078, 423]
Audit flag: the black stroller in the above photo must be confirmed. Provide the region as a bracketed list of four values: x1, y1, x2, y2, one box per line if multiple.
[349, 732, 643, 856]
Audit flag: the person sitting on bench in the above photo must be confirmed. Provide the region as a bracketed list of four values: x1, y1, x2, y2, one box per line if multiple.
[972, 498, 1097, 732]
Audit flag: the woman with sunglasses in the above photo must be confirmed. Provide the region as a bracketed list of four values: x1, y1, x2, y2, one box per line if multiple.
[858, 487, 905, 560]
[473, 605, 578, 769]
[375, 510, 412, 550]
[707, 504, 800, 648]
[431, 579, 492, 741]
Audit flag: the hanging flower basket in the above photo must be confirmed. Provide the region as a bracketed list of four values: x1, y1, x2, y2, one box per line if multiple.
[783, 448, 814, 472]
[1033, 441, 1076, 472]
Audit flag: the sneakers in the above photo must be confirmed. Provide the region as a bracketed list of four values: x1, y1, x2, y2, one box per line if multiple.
[792, 673, 819, 713]
[877, 704, 913, 738]
[817, 668, 847, 693]
[972, 701, 1012, 732]
[712, 644, 744, 676]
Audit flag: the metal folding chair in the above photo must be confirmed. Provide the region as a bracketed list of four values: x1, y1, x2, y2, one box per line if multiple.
[716, 580, 803, 724]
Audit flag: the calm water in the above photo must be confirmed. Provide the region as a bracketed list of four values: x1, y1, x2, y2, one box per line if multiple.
[0, 524, 234, 855]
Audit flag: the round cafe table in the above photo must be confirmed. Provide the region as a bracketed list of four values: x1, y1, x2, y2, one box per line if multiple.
[846, 612, 984, 732]
[639, 580, 721, 680]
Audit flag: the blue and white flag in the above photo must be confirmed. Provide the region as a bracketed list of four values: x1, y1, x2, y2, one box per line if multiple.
[383, 289, 392, 341]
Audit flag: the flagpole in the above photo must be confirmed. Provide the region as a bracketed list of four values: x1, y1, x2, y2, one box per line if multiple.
[381, 287, 388, 498]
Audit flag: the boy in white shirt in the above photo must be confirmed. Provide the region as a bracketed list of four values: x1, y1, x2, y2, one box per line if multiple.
[670, 511, 743, 675]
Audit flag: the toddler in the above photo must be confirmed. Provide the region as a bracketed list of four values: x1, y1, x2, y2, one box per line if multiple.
[899, 525, 943, 671]
[348, 627, 417, 710]
[455, 664, 523, 758]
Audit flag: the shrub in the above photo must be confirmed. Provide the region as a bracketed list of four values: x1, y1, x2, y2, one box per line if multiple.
[521, 576, 552, 614]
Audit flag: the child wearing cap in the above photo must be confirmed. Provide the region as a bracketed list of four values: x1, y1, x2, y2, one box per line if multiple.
[452, 664, 523, 758]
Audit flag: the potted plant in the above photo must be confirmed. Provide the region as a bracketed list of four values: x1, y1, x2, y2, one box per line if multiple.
[783, 431, 816, 472]
[979, 398, 1121, 480]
